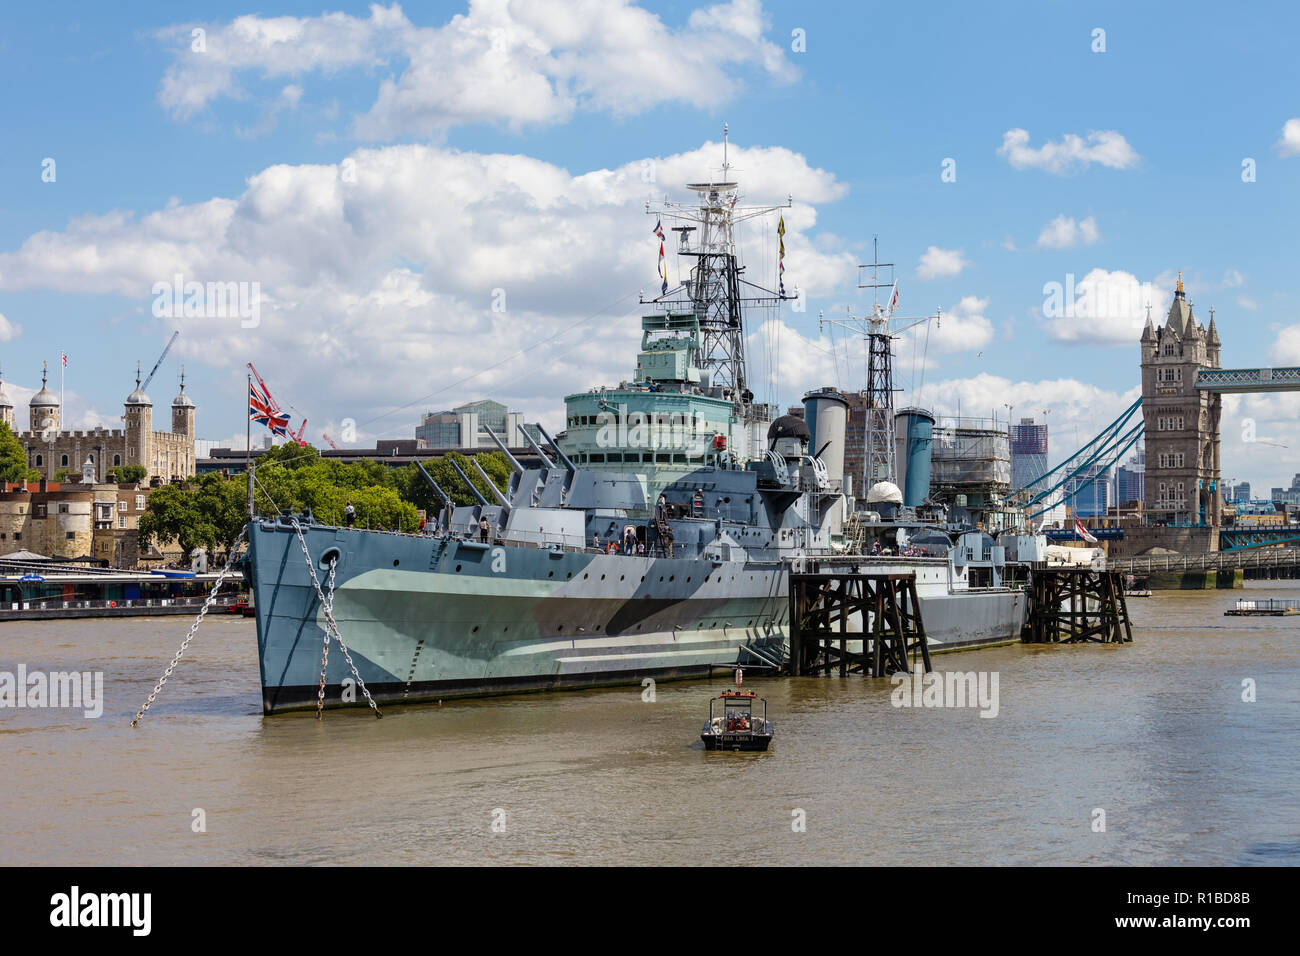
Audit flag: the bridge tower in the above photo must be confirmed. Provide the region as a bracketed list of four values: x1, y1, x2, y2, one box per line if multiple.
[1139, 274, 1222, 527]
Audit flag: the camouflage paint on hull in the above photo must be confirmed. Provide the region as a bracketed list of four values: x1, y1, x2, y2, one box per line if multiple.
[249, 519, 1028, 714]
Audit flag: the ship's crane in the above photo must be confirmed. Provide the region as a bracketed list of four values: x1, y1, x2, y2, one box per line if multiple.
[141, 330, 181, 392]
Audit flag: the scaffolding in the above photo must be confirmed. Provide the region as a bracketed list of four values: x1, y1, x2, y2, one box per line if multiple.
[929, 419, 1011, 503]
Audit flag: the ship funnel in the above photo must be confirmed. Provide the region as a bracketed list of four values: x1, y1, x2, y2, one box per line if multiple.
[802, 388, 848, 489]
[893, 407, 935, 507]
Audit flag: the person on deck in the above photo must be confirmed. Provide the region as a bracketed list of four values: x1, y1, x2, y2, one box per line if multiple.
[345, 503, 355, 527]
[479, 515, 490, 543]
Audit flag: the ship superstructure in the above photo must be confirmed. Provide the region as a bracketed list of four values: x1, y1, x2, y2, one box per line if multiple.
[244, 139, 1042, 714]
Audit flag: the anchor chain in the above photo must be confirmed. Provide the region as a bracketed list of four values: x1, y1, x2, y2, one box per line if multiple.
[289, 518, 382, 718]
[130, 525, 249, 727]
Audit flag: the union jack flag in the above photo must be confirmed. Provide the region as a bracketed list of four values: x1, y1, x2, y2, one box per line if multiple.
[249, 382, 289, 435]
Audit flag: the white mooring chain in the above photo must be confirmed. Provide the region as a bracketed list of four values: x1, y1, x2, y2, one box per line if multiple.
[288, 518, 382, 719]
[315, 557, 332, 719]
[130, 525, 249, 728]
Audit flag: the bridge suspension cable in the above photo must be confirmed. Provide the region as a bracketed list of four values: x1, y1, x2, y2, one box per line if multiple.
[1011, 397, 1142, 506]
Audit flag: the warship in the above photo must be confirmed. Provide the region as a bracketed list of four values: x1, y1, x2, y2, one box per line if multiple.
[245, 147, 1043, 714]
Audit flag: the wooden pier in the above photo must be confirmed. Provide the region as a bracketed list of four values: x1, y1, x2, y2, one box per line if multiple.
[787, 571, 931, 677]
[1022, 568, 1133, 644]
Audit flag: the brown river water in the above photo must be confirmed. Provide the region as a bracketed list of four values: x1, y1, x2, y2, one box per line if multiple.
[2, 584, 1298, 866]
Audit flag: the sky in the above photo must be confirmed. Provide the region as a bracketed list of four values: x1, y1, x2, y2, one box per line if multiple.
[1, 0, 1298, 490]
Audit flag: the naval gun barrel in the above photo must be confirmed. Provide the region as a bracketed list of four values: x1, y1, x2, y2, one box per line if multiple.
[414, 460, 454, 511]
[448, 458, 489, 507]
[534, 424, 576, 472]
[470, 457, 511, 510]
[520, 426, 556, 469]
[481, 425, 524, 473]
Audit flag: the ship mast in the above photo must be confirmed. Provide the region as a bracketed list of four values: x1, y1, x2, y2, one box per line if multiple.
[644, 124, 793, 422]
[821, 238, 939, 496]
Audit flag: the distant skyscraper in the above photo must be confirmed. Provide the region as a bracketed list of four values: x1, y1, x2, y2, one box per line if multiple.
[1010, 417, 1048, 491]
[1065, 463, 1112, 517]
[1116, 448, 1146, 505]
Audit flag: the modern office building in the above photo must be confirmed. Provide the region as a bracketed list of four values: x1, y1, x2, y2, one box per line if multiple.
[415, 399, 537, 449]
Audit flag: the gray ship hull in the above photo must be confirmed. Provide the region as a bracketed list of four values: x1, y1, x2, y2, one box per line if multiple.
[248, 519, 1027, 714]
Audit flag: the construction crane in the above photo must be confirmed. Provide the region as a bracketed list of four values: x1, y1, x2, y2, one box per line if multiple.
[321, 433, 341, 450]
[247, 362, 282, 416]
[141, 330, 181, 391]
[291, 419, 308, 446]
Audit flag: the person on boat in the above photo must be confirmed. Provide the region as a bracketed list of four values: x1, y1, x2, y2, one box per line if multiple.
[636, 541, 645, 556]
[593, 532, 601, 552]
[655, 493, 668, 524]
[623, 526, 637, 554]
[345, 503, 355, 527]
[478, 515, 490, 542]
[692, 488, 704, 517]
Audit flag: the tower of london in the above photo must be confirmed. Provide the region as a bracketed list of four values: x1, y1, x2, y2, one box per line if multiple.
[0, 361, 197, 483]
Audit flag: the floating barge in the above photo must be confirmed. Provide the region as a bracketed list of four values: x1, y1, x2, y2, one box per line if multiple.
[1225, 598, 1300, 617]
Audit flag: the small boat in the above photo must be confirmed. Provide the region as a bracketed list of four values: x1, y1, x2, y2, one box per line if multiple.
[700, 689, 773, 752]
[1225, 598, 1300, 617]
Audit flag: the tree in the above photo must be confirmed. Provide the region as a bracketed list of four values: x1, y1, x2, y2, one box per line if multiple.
[0, 422, 35, 485]
[116, 464, 147, 484]
[138, 473, 245, 560]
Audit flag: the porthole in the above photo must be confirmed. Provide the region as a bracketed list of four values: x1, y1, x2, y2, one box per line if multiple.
[455, 564, 462, 572]
[669, 575, 675, 582]
[393, 559, 400, 567]
[548, 571, 554, 578]
[619, 575, 625, 581]
[472, 625, 479, 633]
[584, 573, 589, 579]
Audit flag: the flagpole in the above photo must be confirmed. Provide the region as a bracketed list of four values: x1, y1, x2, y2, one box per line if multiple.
[246, 371, 253, 520]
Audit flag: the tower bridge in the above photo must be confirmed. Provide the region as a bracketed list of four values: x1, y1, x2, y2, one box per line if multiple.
[1017, 273, 1300, 563]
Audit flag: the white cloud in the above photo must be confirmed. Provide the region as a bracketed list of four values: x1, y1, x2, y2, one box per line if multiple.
[1035, 214, 1100, 249]
[1041, 268, 1170, 346]
[915, 246, 969, 280]
[913, 373, 1139, 441]
[157, 0, 796, 139]
[1237, 295, 1259, 312]
[1222, 268, 1245, 288]
[0, 140, 853, 440]
[0, 312, 22, 342]
[1275, 325, 1300, 364]
[997, 128, 1139, 175]
[932, 295, 994, 352]
[1277, 118, 1300, 157]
